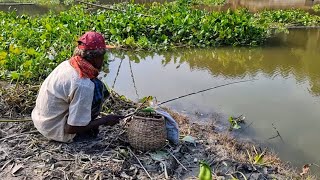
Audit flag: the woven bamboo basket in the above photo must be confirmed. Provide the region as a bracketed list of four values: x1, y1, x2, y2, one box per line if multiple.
[127, 115, 167, 151]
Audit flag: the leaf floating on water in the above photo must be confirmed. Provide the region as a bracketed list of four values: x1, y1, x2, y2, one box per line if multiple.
[182, 135, 196, 146]
[300, 164, 310, 176]
[228, 116, 243, 130]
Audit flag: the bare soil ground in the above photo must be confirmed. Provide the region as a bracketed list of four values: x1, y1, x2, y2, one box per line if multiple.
[0, 84, 313, 179]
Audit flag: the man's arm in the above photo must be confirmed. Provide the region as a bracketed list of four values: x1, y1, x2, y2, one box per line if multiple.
[64, 114, 123, 134]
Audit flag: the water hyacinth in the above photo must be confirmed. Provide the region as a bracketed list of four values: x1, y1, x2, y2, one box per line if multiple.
[0, 1, 319, 82]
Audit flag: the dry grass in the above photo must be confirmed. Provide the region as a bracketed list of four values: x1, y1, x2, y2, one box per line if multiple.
[0, 84, 38, 118]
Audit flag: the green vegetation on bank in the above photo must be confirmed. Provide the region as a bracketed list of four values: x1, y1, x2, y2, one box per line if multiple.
[0, 0, 74, 5]
[313, 4, 320, 12]
[0, 1, 319, 82]
[0, 0, 225, 5]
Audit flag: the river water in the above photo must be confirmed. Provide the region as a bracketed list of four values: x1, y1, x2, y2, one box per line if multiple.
[1, 0, 320, 174]
[102, 29, 320, 171]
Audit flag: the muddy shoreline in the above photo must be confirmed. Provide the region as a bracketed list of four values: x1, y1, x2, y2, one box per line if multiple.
[0, 84, 314, 179]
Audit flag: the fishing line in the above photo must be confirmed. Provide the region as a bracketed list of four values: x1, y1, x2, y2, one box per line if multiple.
[157, 79, 256, 106]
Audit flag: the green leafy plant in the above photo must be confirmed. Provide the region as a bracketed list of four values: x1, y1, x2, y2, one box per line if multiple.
[246, 146, 271, 165]
[229, 116, 241, 130]
[138, 96, 154, 103]
[312, 4, 320, 12]
[0, 3, 319, 83]
[228, 115, 245, 130]
[140, 107, 155, 113]
[198, 160, 212, 180]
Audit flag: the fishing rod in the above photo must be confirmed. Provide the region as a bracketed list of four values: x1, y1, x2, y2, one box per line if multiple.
[0, 80, 255, 123]
[157, 79, 256, 106]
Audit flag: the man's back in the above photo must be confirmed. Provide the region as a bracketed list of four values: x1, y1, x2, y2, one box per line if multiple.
[32, 61, 94, 142]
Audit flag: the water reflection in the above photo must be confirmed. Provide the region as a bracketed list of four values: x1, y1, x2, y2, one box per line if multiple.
[113, 29, 320, 96]
[224, 0, 320, 11]
[104, 28, 320, 172]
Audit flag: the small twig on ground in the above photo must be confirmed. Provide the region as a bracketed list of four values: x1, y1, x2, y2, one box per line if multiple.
[0, 119, 32, 123]
[268, 123, 284, 143]
[235, 171, 248, 180]
[100, 129, 126, 157]
[93, 171, 101, 180]
[0, 159, 13, 171]
[159, 161, 168, 179]
[0, 130, 38, 141]
[57, 159, 74, 162]
[166, 149, 188, 171]
[128, 147, 153, 180]
[226, 171, 248, 180]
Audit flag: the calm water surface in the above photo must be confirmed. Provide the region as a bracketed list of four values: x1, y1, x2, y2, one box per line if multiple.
[102, 29, 320, 173]
[223, 0, 320, 11]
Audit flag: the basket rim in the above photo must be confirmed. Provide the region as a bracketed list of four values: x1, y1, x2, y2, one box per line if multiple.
[133, 115, 165, 122]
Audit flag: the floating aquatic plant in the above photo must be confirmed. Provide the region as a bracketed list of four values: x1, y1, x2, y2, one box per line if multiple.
[0, 2, 319, 82]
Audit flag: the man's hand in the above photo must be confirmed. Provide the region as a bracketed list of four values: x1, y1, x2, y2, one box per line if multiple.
[101, 114, 124, 126]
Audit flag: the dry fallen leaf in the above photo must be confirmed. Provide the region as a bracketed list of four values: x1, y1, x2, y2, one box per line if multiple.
[300, 164, 310, 176]
[120, 172, 131, 179]
[11, 164, 24, 175]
